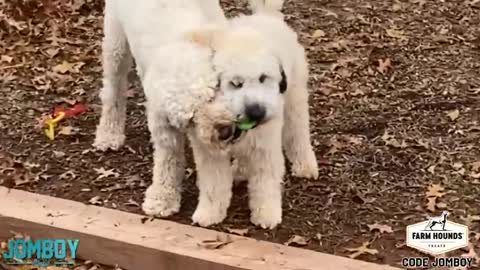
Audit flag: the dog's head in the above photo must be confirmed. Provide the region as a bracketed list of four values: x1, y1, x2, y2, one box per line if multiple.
[186, 27, 288, 130]
[190, 95, 244, 150]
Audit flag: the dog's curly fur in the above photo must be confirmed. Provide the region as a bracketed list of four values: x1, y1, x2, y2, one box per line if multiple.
[94, 0, 318, 229]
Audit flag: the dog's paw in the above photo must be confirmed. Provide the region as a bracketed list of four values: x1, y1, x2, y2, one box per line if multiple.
[142, 185, 181, 217]
[192, 204, 227, 227]
[93, 127, 125, 151]
[250, 204, 282, 229]
[291, 150, 319, 179]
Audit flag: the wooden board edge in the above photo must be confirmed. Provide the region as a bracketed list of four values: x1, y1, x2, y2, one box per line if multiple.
[0, 187, 402, 270]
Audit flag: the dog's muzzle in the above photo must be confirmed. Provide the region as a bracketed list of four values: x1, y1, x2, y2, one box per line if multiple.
[216, 124, 245, 144]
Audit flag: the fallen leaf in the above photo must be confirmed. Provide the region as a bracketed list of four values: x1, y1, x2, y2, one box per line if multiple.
[426, 184, 445, 198]
[73, 88, 87, 95]
[45, 48, 60, 58]
[88, 196, 102, 205]
[101, 183, 124, 192]
[321, 8, 338, 18]
[367, 223, 393, 234]
[52, 150, 66, 158]
[52, 61, 85, 74]
[436, 202, 447, 209]
[326, 136, 347, 155]
[350, 88, 365, 96]
[199, 235, 233, 249]
[470, 172, 480, 179]
[58, 126, 79, 136]
[1, 55, 13, 63]
[386, 28, 406, 39]
[470, 161, 480, 172]
[381, 131, 408, 148]
[318, 87, 333, 96]
[94, 167, 120, 179]
[447, 109, 460, 121]
[345, 242, 378, 259]
[392, 3, 402, 11]
[312, 29, 326, 38]
[226, 228, 249, 236]
[125, 174, 141, 187]
[426, 197, 437, 212]
[285, 235, 308, 246]
[377, 58, 392, 74]
[124, 198, 140, 207]
[14, 174, 31, 186]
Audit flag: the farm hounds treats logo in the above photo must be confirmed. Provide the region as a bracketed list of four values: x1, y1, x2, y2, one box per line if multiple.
[402, 211, 474, 268]
[1, 239, 79, 266]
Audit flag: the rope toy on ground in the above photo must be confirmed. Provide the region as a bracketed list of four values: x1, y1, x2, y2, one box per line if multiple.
[43, 103, 86, 140]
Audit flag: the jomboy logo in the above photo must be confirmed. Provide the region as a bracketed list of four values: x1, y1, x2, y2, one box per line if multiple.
[2, 239, 79, 266]
[406, 211, 468, 255]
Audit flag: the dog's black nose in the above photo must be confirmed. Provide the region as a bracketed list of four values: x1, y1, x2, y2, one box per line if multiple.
[245, 103, 266, 122]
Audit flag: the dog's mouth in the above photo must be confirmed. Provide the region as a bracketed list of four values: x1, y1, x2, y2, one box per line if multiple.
[216, 124, 245, 143]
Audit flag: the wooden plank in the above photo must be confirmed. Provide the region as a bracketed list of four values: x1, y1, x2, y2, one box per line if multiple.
[0, 187, 401, 270]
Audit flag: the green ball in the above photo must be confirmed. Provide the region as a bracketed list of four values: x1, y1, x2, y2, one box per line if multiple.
[237, 119, 257, 130]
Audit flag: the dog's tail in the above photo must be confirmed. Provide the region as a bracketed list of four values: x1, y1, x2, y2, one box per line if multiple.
[248, 0, 285, 17]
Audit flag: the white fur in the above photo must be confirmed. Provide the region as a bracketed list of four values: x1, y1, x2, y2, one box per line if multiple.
[94, 0, 232, 219]
[94, 0, 318, 230]
[187, 0, 319, 229]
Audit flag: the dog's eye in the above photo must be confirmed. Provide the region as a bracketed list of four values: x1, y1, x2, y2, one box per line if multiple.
[259, 74, 267, 83]
[229, 80, 243, 89]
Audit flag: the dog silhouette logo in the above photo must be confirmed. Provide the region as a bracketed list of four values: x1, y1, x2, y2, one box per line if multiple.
[406, 211, 468, 255]
[424, 211, 449, 231]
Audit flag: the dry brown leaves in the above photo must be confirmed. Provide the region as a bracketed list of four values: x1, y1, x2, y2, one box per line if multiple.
[447, 109, 460, 121]
[0, 151, 38, 187]
[381, 131, 408, 149]
[345, 242, 379, 259]
[94, 167, 120, 180]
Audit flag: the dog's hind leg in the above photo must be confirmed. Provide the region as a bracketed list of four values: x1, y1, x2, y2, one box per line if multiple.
[282, 53, 318, 179]
[142, 110, 186, 217]
[93, 8, 132, 151]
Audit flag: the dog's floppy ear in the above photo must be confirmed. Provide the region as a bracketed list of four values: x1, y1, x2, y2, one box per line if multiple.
[279, 65, 287, 94]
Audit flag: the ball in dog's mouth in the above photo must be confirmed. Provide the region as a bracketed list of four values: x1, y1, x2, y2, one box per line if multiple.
[237, 119, 258, 130]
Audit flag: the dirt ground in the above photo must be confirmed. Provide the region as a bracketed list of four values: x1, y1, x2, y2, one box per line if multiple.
[1, 0, 480, 268]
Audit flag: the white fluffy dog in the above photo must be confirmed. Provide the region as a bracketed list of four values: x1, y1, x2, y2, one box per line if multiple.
[94, 0, 318, 229]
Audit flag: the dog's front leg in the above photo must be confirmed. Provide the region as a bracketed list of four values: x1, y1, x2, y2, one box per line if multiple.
[246, 123, 285, 229]
[190, 139, 233, 227]
[142, 110, 186, 217]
